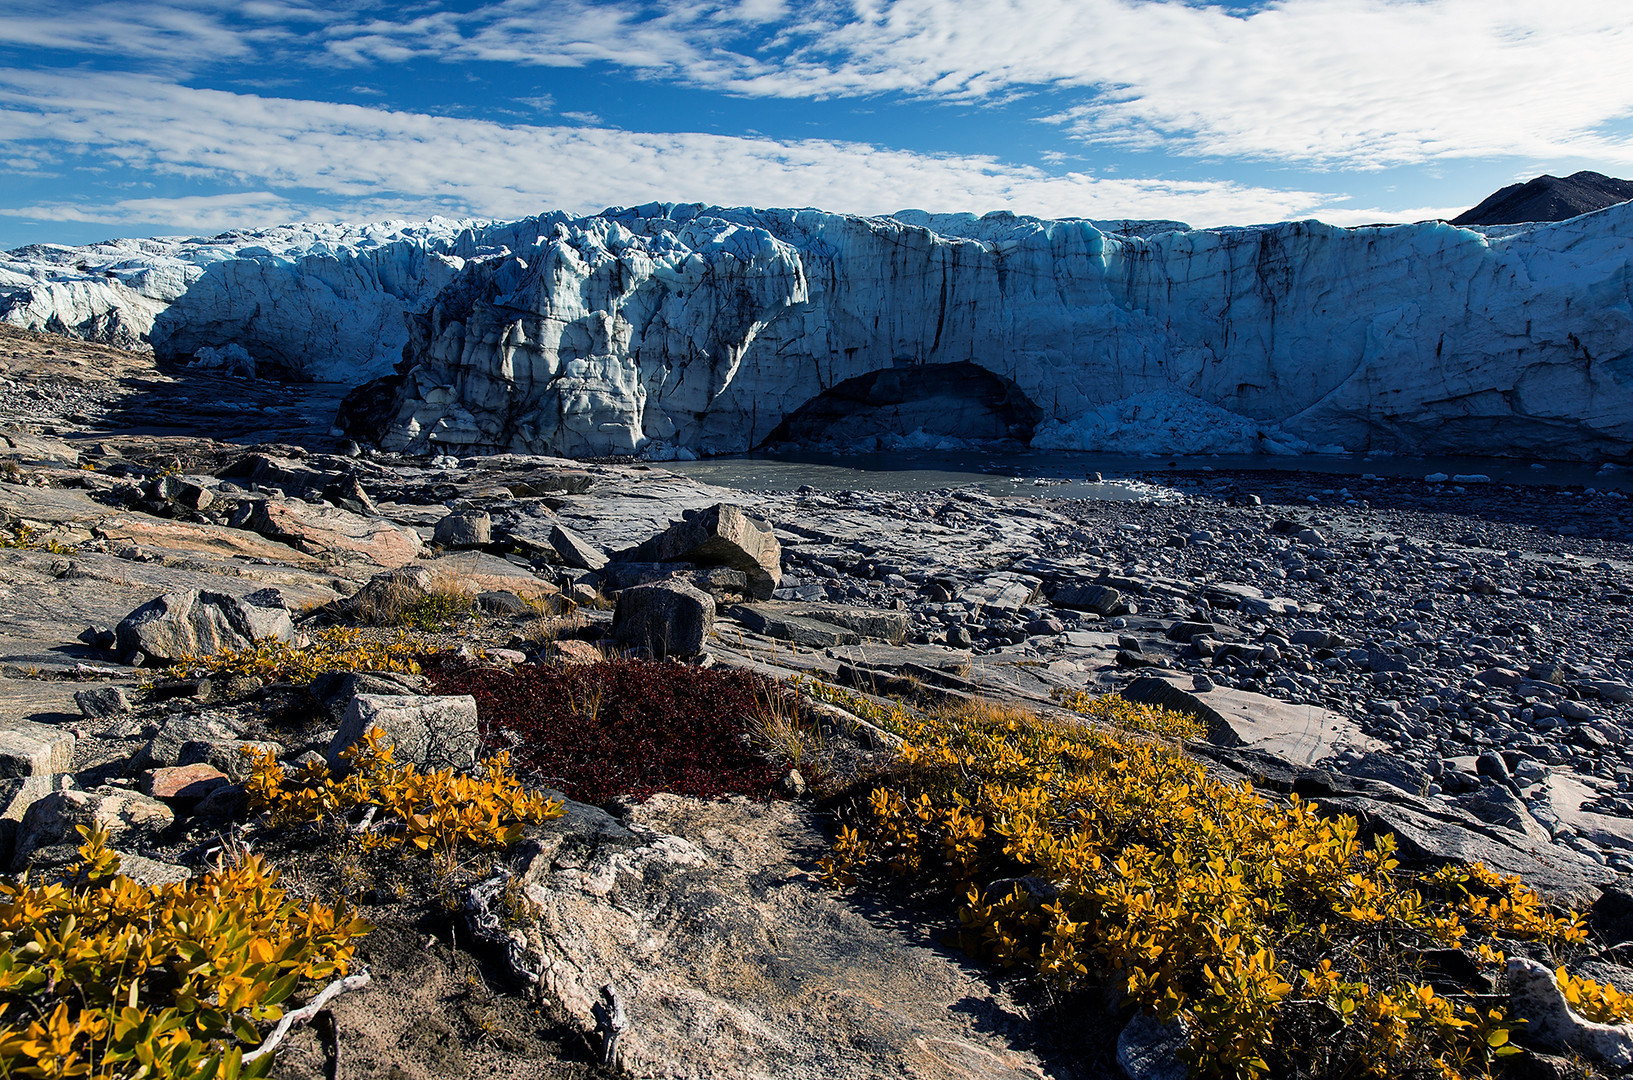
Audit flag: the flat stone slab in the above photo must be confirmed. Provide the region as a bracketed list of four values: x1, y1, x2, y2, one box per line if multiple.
[0, 679, 92, 726]
[489, 793, 1065, 1080]
[825, 641, 974, 674]
[416, 552, 557, 600]
[1541, 773, 1633, 854]
[250, 500, 422, 568]
[96, 514, 322, 565]
[0, 484, 113, 527]
[728, 606, 861, 648]
[1124, 674, 1380, 765]
[961, 573, 1040, 613]
[728, 601, 910, 646]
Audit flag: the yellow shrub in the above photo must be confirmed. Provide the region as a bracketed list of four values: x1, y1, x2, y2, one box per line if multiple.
[0, 524, 74, 555]
[1053, 688, 1206, 739]
[1556, 966, 1633, 1024]
[824, 697, 1583, 1080]
[244, 728, 565, 870]
[0, 826, 370, 1080]
[173, 628, 423, 684]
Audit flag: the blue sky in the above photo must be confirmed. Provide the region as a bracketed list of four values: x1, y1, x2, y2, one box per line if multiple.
[2, 0, 1631, 249]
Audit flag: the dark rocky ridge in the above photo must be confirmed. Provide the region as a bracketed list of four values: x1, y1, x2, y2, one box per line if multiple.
[1453, 170, 1633, 226]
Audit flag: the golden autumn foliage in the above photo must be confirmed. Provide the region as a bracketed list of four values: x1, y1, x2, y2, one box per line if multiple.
[243, 727, 565, 870]
[1556, 965, 1633, 1025]
[0, 826, 371, 1080]
[1052, 687, 1208, 739]
[173, 628, 423, 685]
[823, 695, 1591, 1080]
[0, 524, 74, 555]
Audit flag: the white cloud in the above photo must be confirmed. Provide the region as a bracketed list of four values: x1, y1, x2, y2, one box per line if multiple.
[0, 70, 1438, 230]
[308, 0, 1633, 170]
[0, 0, 332, 65]
[11, 1, 1630, 173]
[7, 191, 312, 230]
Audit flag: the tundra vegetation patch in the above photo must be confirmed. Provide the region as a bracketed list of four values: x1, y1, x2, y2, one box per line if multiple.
[426, 659, 798, 804]
[823, 696, 1591, 1080]
[0, 826, 373, 1080]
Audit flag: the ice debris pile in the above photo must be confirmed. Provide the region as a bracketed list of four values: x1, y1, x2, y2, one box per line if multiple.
[5, 202, 1632, 460]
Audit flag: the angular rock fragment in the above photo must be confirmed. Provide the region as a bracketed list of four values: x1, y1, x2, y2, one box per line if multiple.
[598, 562, 689, 592]
[310, 670, 428, 722]
[141, 763, 230, 805]
[74, 685, 131, 718]
[1051, 582, 1125, 615]
[631, 505, 781, 600]
[328, 693, 482, 771]
[177, 739, 282, 782]
[549, 523, 608, 571]
[128, 714, 246, 773]
[114, 589, 293, 664]
[0, 720, 75, 779]
[549, 639, 606, 664]
[612, 581, 715, 659]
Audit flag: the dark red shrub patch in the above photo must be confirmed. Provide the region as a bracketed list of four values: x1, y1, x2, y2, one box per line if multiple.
[425, 658, 789, 804]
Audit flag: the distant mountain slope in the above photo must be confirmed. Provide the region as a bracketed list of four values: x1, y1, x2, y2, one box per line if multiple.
[1452, 170, 1633, 225]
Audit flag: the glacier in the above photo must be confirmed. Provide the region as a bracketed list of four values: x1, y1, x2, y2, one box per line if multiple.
[5, 202, 1632, 461]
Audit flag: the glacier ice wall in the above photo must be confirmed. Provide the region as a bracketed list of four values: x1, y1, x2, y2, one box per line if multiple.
[370, 202, 1633, 461]
[0, 218, 556, 376]
[6, 202, 1632, 460]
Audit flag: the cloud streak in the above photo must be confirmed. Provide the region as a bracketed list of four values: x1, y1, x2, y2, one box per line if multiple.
[308, 0, 1633, 170]
[7, 1, 1628, 182]
[0, 70, 1440, 233]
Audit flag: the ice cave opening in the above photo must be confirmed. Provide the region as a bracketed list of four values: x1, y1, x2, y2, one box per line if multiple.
[758, 361, 1044, 450]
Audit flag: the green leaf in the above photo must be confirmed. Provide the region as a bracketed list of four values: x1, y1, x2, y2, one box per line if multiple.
[260, 971, 301, 1008]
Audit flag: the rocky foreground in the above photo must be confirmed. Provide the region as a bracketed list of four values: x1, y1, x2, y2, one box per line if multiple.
[5, 324, 1633, 1077]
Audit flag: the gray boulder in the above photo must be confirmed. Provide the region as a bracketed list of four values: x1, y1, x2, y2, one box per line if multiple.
[74, 686, 131, 719]
[12, 788, 174, 872]
[434, 509, 492, 548]
[328, 693, 482, 771]
[1052, 583, 1125, 616]
[114, 589, 293, 663]
[612, 581, 715, 659]
[633, 505, 781, 600]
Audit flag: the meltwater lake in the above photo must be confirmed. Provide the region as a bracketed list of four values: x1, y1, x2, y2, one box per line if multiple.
[663, 448, 1633, 499]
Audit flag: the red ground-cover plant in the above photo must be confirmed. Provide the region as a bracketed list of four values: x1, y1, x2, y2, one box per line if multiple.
[424, 658, 790, 804]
